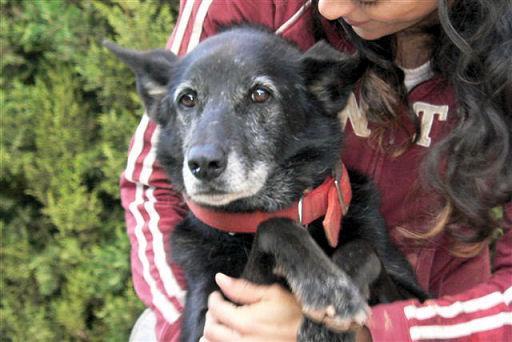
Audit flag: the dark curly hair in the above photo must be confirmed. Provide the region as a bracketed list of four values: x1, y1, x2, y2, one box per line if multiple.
[313, 0, 512, 251]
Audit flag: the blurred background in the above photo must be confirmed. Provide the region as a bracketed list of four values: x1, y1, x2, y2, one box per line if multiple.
[1, 0, 178, 340]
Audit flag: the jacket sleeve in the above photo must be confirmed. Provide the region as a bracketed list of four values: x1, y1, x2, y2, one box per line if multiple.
[119, 0, 313, 340]
[367, 204, 512, 342]
[120, 113, 188, 340]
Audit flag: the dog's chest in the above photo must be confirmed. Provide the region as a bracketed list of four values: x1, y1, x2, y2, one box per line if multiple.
[171, 215, 336, 279]
[170, 216, 255, 277]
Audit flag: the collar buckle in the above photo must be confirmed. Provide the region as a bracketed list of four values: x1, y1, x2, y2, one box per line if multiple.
[298, 197, 304, 224]
[333, 162, 349, 215]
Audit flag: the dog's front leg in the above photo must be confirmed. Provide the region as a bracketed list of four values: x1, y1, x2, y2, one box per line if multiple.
[179, 274, 218, 342]
[331, 239, 406, 305]
[243, 218, 369, 341]
[171, 221, 227, 342]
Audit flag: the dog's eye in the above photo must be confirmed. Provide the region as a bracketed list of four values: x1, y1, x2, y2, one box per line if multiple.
[179, 92, 197, 108]
[251, 87, 271, 103]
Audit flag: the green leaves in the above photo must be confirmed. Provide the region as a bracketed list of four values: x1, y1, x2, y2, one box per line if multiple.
[1, 0, 176, 339]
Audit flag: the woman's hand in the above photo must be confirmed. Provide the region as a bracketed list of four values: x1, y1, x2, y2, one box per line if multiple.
[200, 273, 303, 342]
[200, 273, 373, 342]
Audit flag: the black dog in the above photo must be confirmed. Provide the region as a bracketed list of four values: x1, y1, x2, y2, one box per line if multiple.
[106, 26, 426, 342]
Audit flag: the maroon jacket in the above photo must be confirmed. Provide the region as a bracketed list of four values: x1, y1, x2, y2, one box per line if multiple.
[120, 1, 512, 340]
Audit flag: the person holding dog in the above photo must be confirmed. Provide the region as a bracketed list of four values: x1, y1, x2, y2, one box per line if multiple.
[122, 0, 511, 341]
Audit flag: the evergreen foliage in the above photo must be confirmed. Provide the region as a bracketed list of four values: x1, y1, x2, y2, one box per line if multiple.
[1, 0, 177, 340]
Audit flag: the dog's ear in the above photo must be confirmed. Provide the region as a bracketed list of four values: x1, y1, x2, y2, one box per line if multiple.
[301, 41, 365, 114]
[103, 40, 177, 119]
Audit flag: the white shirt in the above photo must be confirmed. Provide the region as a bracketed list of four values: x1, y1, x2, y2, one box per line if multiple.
[401, 61, 434, 92]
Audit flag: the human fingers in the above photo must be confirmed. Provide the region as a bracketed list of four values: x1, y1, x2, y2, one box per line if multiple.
[202, 310, 242, 342]
[215, 273, 272, 305]
[207, 290, 253, 334]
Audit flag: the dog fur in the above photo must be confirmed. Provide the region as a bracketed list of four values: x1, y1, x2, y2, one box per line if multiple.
[106, 26, 426, 342]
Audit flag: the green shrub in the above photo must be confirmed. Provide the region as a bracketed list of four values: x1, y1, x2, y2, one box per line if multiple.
[1, 0, 176, 340]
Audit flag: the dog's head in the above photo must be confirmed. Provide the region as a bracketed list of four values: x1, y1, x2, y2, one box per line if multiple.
[106, 27, 363, 211]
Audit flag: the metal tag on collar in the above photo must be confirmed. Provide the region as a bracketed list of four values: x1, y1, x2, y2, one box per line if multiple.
[298, 196, 304, 224]
[333, 162, 348, 215]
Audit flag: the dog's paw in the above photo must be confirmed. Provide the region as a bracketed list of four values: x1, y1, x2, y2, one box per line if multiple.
[295, 275, 369, 332]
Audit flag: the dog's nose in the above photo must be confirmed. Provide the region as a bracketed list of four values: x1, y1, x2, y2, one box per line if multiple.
[187, 145, 227, 181]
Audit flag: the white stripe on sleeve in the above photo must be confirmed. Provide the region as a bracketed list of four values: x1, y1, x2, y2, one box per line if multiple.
[130, 183, 181, 323]
[139, 125, 159, 185]
[275, 0, 312, 35]
[404, 286, 512, 320]
[145, 186, 186, 305]
[170, 0, 195, 54]
[186, 0, 214, 53]
[141, 128, 186, 304]
[410, 311, 512, 340]
[125, 114, 150, 182]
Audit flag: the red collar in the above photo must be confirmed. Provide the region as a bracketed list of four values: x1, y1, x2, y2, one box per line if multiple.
[185, 163, 351, 248]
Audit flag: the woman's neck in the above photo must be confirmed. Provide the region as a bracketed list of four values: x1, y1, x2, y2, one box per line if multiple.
[394, 8, 438, 68]
[395, 31, 433, 68]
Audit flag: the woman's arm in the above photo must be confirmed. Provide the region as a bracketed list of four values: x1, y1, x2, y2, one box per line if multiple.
[120, 114, 188, 340]
[367, 204, 512, 342]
